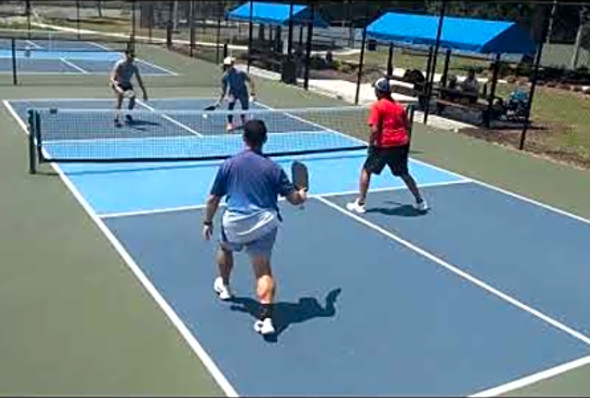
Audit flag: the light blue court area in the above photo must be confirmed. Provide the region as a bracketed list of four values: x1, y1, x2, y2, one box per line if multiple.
[7, 97, 590, 395]
[0, 48, 174, 75]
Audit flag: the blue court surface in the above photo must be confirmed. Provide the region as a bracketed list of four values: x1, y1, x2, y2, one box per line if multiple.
[5, 97, 590, 396]
[0, 38, 175, 75]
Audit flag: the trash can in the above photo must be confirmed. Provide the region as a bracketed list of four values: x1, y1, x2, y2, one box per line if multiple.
[367, 39, 377, 51]
[281, 59, 297, 84]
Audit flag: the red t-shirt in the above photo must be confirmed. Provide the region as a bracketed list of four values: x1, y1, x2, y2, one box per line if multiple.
[367, 98, 409, 147]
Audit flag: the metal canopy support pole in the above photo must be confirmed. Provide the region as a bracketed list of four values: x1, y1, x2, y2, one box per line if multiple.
[216, 1, 223, 64]
[131, 0, 137, 41]
[76, 0, 81, 39]
[520, 6, 551, 150]
[189, 0, 195, 57]
[355, 24, 367, 104]
[423, 0, 446, 124]
[441, 48, 451, 87]
[485, 53, 501, 128]
[148, 2, 153, 44]
[287, 3, 294, 57]
[387, 42, 394, 77]
[26, 0, 31, 38]
[247, 0, 254, 72]
[303, 3, 315, 90]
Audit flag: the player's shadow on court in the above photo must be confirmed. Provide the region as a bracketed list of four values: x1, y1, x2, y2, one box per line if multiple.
[124, 119, 162, 131]
[229, 288, 342, 342]
[365, 201, 427, 217]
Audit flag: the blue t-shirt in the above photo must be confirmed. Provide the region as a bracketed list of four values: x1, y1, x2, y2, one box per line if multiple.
[210, 149, 295, 214]
[222, 68, 250, 98]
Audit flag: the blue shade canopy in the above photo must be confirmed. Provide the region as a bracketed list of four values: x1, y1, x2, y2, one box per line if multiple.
[367, 12, 536, 55]
[226, 2, 329, 28]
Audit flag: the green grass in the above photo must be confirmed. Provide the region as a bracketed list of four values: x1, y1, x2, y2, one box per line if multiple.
[496, 83, 590, 166]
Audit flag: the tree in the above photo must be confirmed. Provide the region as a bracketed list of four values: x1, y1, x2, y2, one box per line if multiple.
[571, 6, 589, 69]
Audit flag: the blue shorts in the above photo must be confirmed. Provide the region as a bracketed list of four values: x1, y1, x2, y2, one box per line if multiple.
[220, 227, 277, 258]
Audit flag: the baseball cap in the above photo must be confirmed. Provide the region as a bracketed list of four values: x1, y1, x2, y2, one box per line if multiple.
[223, 56, 235, 66]
[373, 77, 391, 93]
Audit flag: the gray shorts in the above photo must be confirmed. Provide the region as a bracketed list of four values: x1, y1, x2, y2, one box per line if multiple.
[220, 227, 277, 258]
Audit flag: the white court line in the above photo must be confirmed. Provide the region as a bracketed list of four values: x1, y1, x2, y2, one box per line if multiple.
[102, 203, 209, 219]
[2, 99, 239, 398]
[135, 58, 179, 76]
[470, 354, 590, 397]
[25, 39, 42, 49]
[137, 100, 203, 137]
[258, 102, 590, 227]
[87, 41, 111, 51]
[60, 58, 89, 74]
[99, 180, 473, 220]
[315, 195, 590, 347]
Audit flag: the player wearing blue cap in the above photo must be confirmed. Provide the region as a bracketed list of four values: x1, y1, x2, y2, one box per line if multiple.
[347, 77, 428, 214]
[216, 56, 256, 131]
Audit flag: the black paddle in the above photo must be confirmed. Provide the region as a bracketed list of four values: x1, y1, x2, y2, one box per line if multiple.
[291, 160, 309, 209]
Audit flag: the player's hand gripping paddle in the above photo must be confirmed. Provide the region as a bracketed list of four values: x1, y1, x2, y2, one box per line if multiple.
[291, 160, 309, 210]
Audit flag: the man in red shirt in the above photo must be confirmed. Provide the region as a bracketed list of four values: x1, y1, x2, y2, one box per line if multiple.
[347, 77, 428, 214]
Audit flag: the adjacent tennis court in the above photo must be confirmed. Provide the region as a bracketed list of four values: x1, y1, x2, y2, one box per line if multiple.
[4, 97, 590, 396]
[0, 37, 176, 76]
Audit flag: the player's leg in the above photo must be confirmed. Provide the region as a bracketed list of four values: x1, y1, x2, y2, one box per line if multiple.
[111, 83, 124, 127]
[123, 82, 135, 123]
[246, 228, 278, 335]
[226, 95, 236, 131]
[388, 145, 428, 211]
[347, 146, 385, 214]
[214, 226, 238, 300]
[238, 94, 249, 126]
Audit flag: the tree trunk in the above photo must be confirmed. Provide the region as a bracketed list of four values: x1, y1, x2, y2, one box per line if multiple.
[172, 0, 179, 32]
[571, 6, 588, 70]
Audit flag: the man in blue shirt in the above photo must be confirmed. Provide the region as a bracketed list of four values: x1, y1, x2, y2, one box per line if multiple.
[203, 120, 307, 336]
[216, 56, 256, 131]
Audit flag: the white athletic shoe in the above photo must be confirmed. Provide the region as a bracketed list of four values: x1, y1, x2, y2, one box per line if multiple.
[226, 122, 234, 131]
[346, 199, 366, 214]
[213, 277, 232, 301]
[254, 318, 276, 336]
[414, 199, 429, 212]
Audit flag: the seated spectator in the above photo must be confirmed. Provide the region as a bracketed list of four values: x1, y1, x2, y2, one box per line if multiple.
[461, 69, 480, 102]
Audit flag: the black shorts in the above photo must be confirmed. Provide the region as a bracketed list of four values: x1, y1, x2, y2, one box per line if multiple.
[364, 145, 409, 176]
[228, 94, 249, 110]
[115, 82, 134, 92]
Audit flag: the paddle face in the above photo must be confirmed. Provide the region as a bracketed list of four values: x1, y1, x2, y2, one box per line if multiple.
[291, 161, 309, 191]
[203, 105, 217, 111]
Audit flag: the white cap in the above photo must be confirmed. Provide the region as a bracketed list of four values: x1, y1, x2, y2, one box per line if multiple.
[223, 56, 235, 66]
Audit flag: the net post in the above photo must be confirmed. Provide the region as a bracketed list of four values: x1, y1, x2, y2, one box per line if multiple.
[34, 110, 43, 164]
[28, 110, 37, 174]
[11, 37, 18, 86]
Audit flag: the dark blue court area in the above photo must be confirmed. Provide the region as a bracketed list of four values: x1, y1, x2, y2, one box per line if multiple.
[0, 38, 175, 75]
[5, 97, 590, 396]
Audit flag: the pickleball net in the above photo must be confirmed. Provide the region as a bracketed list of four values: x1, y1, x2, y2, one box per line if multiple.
[27, 104, 416, 173]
